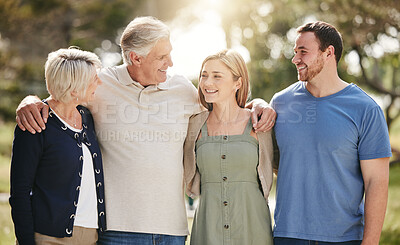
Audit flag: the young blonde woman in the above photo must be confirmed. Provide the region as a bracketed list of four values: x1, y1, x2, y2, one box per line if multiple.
[184, 50, 274, 245]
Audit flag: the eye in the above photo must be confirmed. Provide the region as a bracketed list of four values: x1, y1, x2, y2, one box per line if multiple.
[214, 75, 221, 78]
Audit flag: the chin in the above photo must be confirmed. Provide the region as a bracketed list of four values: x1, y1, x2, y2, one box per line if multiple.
[158, 74, 168, 83]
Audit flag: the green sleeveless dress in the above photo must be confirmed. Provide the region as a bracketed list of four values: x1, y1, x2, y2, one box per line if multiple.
[190, 118, 273, 245]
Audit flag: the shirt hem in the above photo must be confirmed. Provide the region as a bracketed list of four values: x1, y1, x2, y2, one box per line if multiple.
[105, 227, 189, 236]
[273, 231, 363, 242]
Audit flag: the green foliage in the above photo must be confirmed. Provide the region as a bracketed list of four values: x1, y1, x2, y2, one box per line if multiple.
[381, 164, 400, 244]
[0, 123, 13, 193]
[0, 0, 149, 121]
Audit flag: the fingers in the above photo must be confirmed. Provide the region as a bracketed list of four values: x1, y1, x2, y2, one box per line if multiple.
[21, 110, 41, 134]
[256, 118, 275, 132]
[15, 97, 47, 134]
[251, 110, 259, 129]
[41, 104, 49, 124]
[254, 107, 277, 132]
[31, 108, 45, 131]
[16, 115, 26, 131]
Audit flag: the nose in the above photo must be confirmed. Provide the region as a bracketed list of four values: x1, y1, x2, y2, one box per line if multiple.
[202, 76, 213, 87]
[167, 54, 173, 67]
[292, 53, 300, 64]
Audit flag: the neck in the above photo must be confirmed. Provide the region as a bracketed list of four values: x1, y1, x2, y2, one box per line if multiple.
[47, 97, 78, 119]
[306, 69, 348, 97]
[127, 65, 152, 87]
[210, 100, 241, 123]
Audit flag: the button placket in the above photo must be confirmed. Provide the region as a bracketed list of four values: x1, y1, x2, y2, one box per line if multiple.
[220, 142, 230, 238]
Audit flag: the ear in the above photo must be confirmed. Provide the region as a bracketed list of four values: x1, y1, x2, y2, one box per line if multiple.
[129, 51, 142, 66]
[235, 77, 243, 91]
[325, 45, 335, 60]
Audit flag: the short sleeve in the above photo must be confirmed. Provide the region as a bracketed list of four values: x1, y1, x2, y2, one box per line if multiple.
[358, 106, 392, 160]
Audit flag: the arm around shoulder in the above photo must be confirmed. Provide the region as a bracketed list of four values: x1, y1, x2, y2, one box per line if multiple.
[16, 95, 48, 133]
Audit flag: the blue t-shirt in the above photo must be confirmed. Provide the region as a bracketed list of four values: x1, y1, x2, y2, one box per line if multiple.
[270, 82, 392, 242]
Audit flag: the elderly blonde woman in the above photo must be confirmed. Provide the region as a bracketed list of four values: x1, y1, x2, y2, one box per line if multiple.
[184, 50, 275, 245]
[10, 47, 106, 245]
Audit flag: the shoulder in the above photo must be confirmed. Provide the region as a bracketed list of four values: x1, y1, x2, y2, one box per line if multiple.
[189, 111, 209, 125]
[271, 81, 303, 101]
[77, 105, 95, 125]
[346, 84, 381, 109]
[97, 65, 130, 88]
[167, 74, 197, 91]
[98, 65, 120, 77]
[77, 105, 90, 113]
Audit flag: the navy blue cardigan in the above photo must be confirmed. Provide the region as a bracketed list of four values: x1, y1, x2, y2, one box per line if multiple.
[10, 105, 106, 245]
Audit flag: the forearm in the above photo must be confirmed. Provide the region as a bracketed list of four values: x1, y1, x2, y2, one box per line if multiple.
[362, 178, 389, 244]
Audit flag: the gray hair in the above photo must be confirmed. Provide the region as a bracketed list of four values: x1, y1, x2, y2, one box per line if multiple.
[45, 47, 102, 103]
[120, 16, 170, 65]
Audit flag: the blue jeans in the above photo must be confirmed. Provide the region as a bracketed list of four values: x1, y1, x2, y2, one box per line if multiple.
[274, 237, 362, 245]
[97, 230, 186, 245]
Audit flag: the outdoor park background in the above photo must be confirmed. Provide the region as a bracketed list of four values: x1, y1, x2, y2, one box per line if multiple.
[0, 0, 400, 244]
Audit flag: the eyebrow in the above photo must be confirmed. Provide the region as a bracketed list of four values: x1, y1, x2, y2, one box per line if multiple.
[202, 70, 224, 74]
[294, 46, 309, 50]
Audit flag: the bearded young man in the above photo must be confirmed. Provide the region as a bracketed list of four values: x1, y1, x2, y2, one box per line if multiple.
[271, 21, 391, 245]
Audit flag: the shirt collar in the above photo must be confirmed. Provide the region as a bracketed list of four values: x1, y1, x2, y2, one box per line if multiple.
[116, 64, 170, 90]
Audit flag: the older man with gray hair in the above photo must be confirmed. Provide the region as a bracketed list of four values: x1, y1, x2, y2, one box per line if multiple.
[16, 16, 276, 245]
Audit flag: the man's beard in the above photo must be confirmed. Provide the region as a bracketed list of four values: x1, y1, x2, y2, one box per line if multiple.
[298, 54, 324, 82]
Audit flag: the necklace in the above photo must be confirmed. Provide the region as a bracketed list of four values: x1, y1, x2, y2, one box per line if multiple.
[52, 107, 81, 128]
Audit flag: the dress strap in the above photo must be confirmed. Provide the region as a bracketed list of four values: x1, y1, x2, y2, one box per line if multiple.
[200, 122, 208, 137]
[243, 117, 253, 135]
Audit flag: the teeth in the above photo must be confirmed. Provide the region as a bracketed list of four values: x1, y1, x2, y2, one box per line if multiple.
[298, 66, 306, 70]
[205, 89, 218, 93]
[159, 69, 167, 72]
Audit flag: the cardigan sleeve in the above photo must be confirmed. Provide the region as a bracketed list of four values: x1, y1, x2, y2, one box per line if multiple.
[9, 126, 43, 245]
[257, 131, 274, 201]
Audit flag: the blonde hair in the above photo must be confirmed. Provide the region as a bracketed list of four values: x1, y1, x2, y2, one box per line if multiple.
[45, 47, 101, 104]
[198, 49, 250, 111]
[120, 16, 170, 65]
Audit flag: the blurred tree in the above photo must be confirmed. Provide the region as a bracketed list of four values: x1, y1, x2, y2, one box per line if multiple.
[0, 0, 191, 122]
